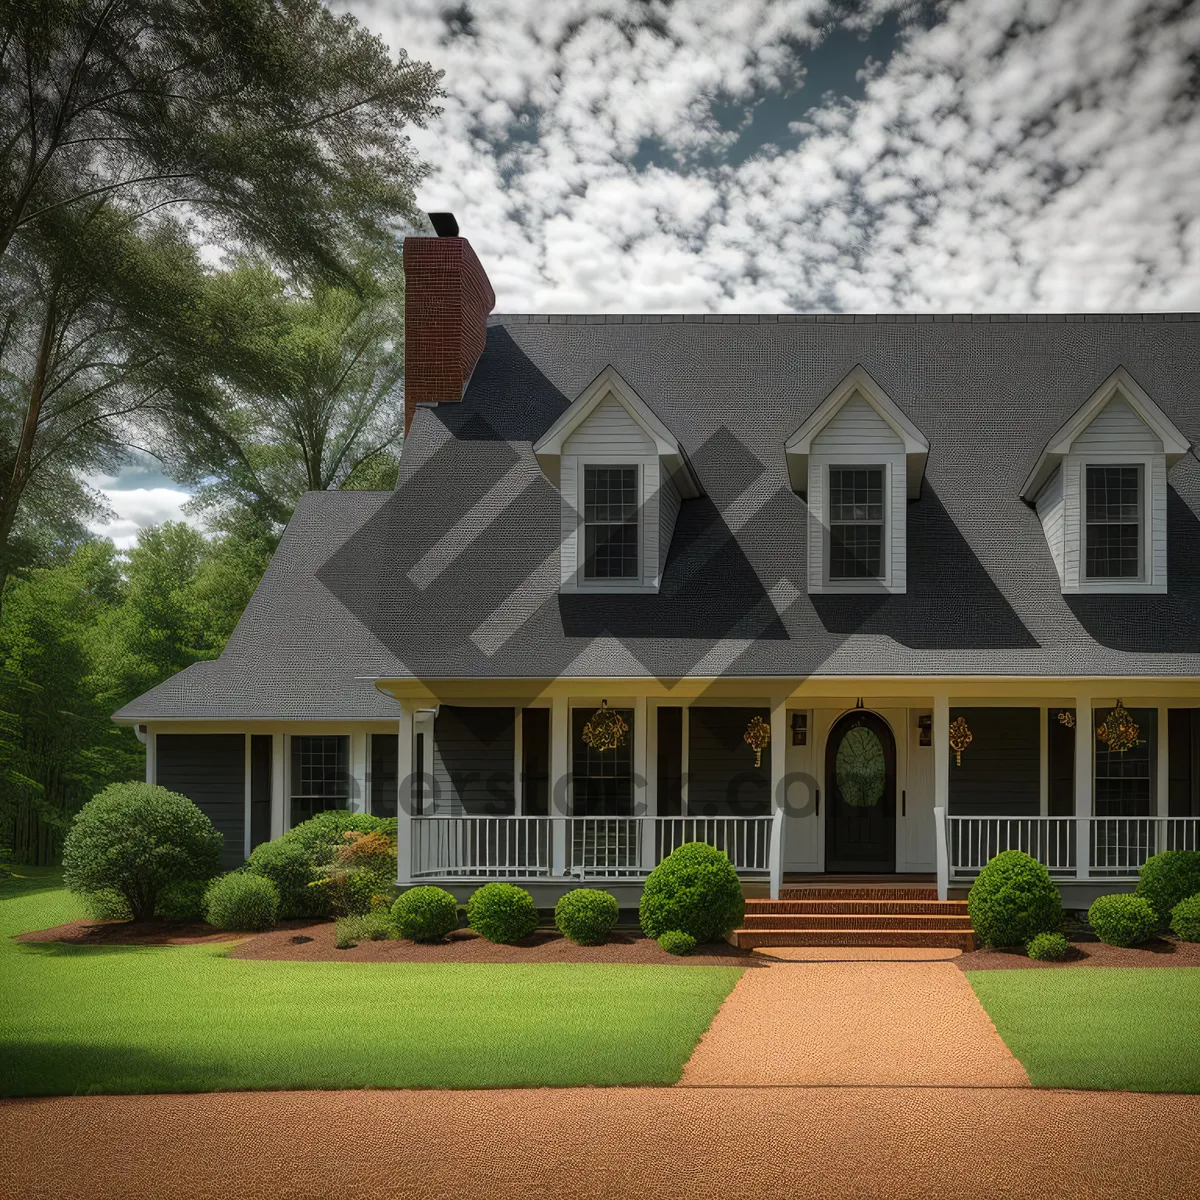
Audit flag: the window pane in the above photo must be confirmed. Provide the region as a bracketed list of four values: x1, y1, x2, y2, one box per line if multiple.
[829, 468, 884, 522]
[571, 707, 634, 816]
[1086, 523, 1140, 578]
[584, 466, 638, 522]
[830, 524, 883, 579]
[1086, 466, 1140, 522]
[290, 735, 349, 827]
[1085, 466, 1141, 580]
[585, 522, 639, 578]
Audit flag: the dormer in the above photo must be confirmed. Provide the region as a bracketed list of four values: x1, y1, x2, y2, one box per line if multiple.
[785, 365, 928, 595]
[534, 366, 701, 593]
[1021, 367, 1190, 595]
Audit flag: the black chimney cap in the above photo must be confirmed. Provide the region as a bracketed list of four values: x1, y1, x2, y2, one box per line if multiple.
[428, 212, 459, 237]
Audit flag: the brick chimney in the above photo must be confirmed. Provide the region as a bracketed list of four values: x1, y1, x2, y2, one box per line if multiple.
[403, 214, 496, 433]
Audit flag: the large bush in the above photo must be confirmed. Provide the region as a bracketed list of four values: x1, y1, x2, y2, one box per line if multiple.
[1088, 894, 1158, 947]
[62, 782, 223, 920]
[555, 888, 619, 945]
[393, 886, 459, 942]
[468, 882, 539, 943]
[1135, 851, 1200, 931]
[245, 810, 396, 919]
[204, 872, 279, 931]
[966, 850, 1063, 949]
[639, 842, 744, 943]
[156, 877, 215, 922]
[1169, 893, 1200, 942]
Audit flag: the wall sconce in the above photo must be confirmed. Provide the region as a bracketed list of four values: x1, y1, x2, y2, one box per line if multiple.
[791, 712, 807, 746]
[917, 714, 931, 747]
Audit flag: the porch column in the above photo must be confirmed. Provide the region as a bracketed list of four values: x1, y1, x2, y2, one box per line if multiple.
[396, 704, 415, 885]
[349, 731, 367, 814]
[550, 695, 569, 876]
[769, 697, 787, 900]
[933, 695, 950, 900]
[144, 727, 156, 786]
[269, 733, 285, 841]
[1074, 696, 1092, 880]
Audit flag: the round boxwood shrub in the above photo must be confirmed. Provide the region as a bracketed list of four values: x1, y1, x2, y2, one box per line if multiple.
[658, 930, 697, 956]
[1088, 893, 1158, 947]
[467, 882, 539, 944]
[555, 888, 619, 945]
[1135, 851, 1200, 931]
[966, 850, 1063, 949]
[1169, 893, 1200, 942]
[1026, 931, 1071, 961]
[62, 782, 223, 920]
[81, 888, 133, 922]
[203, 872, 280, 932]
[156, 877, 214, 922]
[392, 886, 459, 942]
[639, 842, 744, 943]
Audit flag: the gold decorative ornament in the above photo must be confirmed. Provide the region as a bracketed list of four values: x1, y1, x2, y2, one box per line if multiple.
[1057, 710, 1075, 729]
[1096, 700, 1141, 754]
[743, 715, 771, 767]
[581, 701, 628, 752]
[949, 716, 973, 766]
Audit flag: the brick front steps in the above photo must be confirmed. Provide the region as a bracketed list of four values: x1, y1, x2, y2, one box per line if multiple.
[732, 888, 976, 950]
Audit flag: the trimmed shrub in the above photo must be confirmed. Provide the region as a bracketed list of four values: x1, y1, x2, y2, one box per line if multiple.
[203, 872, 279, 932]
[1026, 932, 1071, 961]
[244, 837, 316, 918]
[468, 882, 539, 943]
[81, 888, 133, 922]
[639, 842, 744, 943]
[156, 877, 214, 922]
[966, 850, 1063, 949]
[658, 930, 697, 956]
[335, 910, 392, 949]
[63, 783, 223, 920]
[555, 888, 619, 945]
[392, 886, 459, 942]
[309, 829, 398, 917]
[1135, 851, 1200, 931]
[1088, 894, 1158, 947]
[1169, 893, 1200, 942]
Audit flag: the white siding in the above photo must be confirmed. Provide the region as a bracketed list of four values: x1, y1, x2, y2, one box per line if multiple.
[561, 392, 655, 454]
[1073, 395, 1164, 453]
[560, 456, 579, 586]
[641, 458, 661, 586]
[1150, 454, 1168, 586]
[1035, 465, 1066, 583]
[811, 391, 904, 454]
[658, 469, 682, 580]
[1062, 456, 1082, 586]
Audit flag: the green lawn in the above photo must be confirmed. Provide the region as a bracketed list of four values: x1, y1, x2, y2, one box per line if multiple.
[968, 967, 1200, 1093]
[0, 869, 741, 1096]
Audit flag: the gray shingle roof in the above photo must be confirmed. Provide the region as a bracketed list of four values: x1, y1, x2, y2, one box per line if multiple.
[115, 314, 1200, 721]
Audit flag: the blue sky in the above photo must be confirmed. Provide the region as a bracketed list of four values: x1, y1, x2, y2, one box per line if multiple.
[96, 0, 1200, 540]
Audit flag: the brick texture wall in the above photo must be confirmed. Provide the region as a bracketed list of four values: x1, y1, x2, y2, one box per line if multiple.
[403, 236, 496, 432]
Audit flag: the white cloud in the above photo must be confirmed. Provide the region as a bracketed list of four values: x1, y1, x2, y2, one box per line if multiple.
[87, 487, 202, 549]
[345, 0, 1200, 313]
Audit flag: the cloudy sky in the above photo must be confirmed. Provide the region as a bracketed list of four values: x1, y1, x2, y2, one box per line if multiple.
[98, 0, 1200, 538]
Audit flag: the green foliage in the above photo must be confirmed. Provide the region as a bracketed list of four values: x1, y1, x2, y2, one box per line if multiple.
[1135, 852, 1200, 931]
[62, 783, 223, 920]
[966, 851, 1063, 948]
[639, 842, 744, 943]
[244, 838, 318, 919]
[1026, 932, 1071, 961]
[334, 910, 393, 949]
[203, 872, 279, 932]
[80, 888, 133, 923]
[1169, 894, 1200, 942]
[555, 888, 619, 945]
[658, 930, 697, 956]
[392, 886, 459, 942]
[156, 877, 215, 923]
[1088, 894, 1159, 947]
[468, 883, 540, 944]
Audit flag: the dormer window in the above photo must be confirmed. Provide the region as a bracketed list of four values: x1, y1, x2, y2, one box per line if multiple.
[829, 467, 885, 580]
[1022, 367, 1190, 595]
[534, 366, 701, 594]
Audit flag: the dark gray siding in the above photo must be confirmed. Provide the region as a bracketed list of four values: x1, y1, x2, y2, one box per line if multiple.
[433, 706, 515, 815]
[947, 708, 1039, 816]
[687, 707, 770, 817]
[249, 735, 271, 850]
[1168, 709, 1200, 817]
[156, 733, 245, 868]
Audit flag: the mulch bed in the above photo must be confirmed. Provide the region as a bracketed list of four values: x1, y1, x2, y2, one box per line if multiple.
[957, 934, 1200, 970]
[229, 920, 763, 965]
[14, 918, 244, 946]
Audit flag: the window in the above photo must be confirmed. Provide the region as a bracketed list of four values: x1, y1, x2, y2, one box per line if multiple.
[571, 708, 634, 815]
[1085, 465, 1141, 579]
[1094, 708, 1155, 817]
[829, 467, 885, 580]
[290, 735, 348, 827]
[583, 466, 639, 580]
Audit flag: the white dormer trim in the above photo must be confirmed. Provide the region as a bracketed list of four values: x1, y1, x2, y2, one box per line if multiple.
[534, 365, 700, 594]
[1023, 368, 1191, 595]
[785, 365, 929, 499]
[1020, 366, 1190, 502]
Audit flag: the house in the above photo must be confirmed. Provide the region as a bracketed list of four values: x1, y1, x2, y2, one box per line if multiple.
[114, 219, 1200, 946]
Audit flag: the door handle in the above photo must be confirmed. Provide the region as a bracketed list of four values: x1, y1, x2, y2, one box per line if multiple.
[902, 789, 906, 817]
[815, 788, 820, 817]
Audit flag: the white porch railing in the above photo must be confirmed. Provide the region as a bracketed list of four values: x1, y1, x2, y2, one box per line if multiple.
[944, 815, 1200, 883]
[410, 813, 780, 888]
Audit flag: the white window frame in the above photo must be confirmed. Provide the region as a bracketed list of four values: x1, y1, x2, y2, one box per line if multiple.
[1067, 450, 1158, 594]
[825, 462, 889, 586]
[1082, 461, 1147, 585]
[577, 459, 645, 588]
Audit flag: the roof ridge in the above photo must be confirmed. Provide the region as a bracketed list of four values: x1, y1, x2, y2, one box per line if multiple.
[488, 312, 1200, 325]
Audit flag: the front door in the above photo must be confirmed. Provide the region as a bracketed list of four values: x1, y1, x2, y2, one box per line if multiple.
[825, 710, 896, 873]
